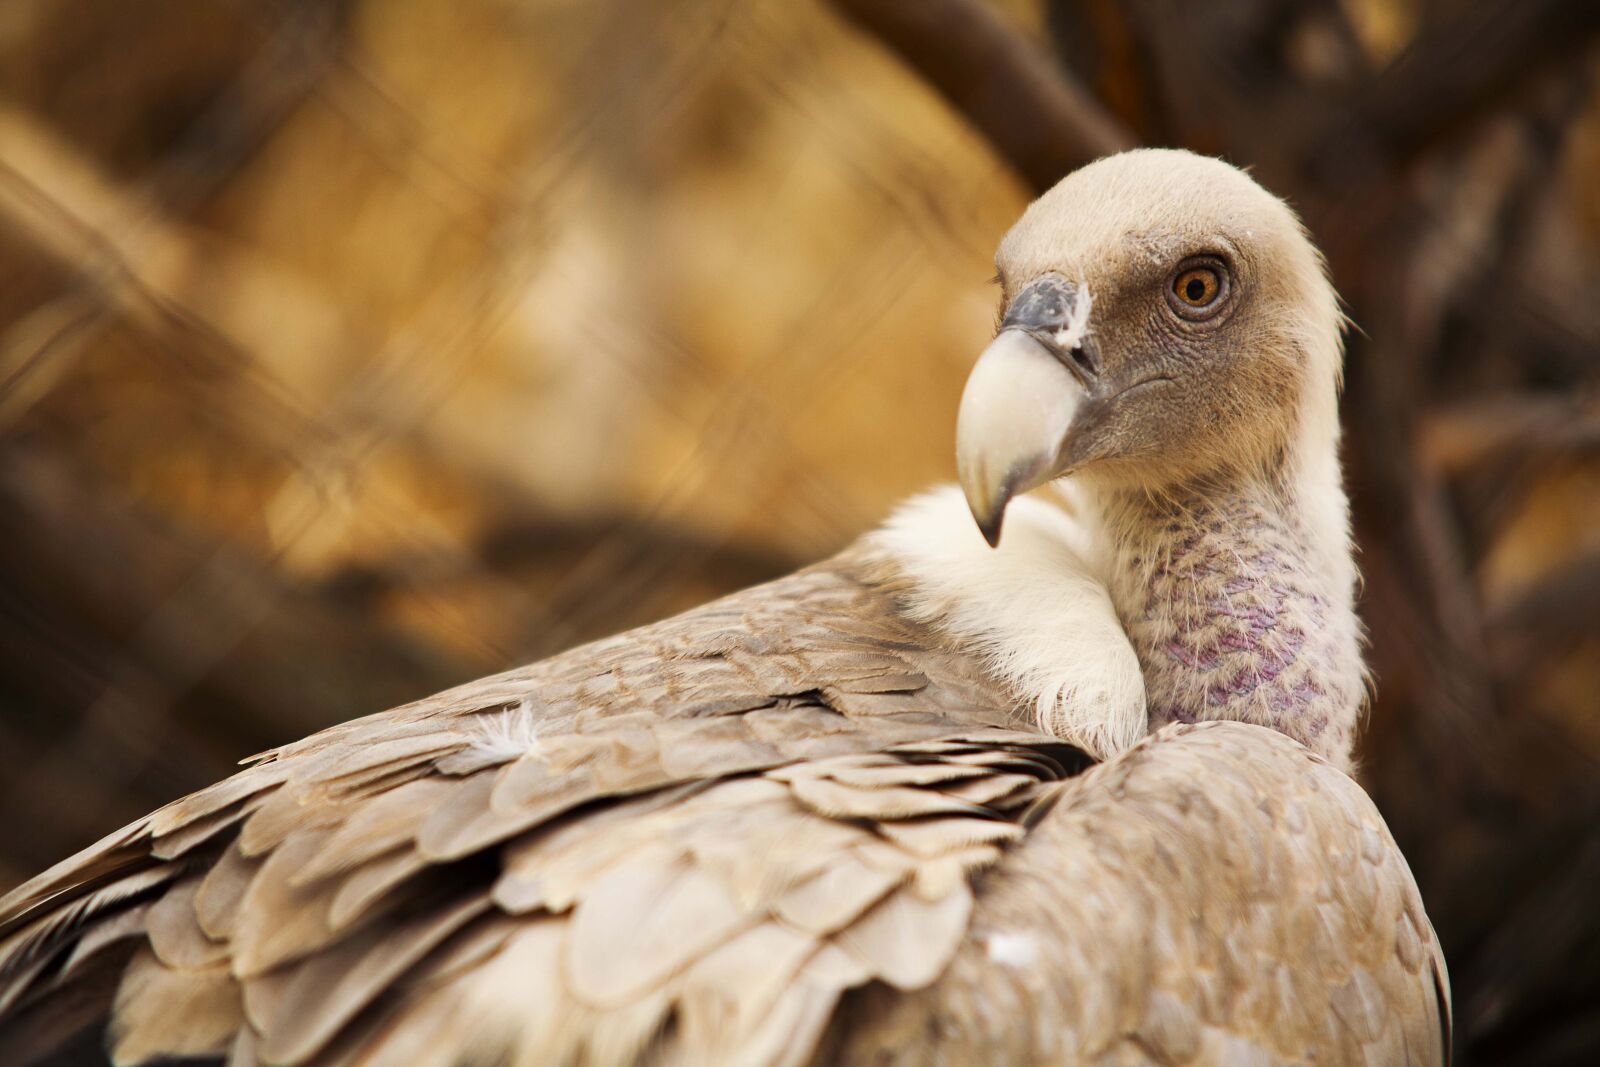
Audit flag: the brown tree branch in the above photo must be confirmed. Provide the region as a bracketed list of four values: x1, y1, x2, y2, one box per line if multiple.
[1419, 394, 1600, 476]
[1488, 550, 1600, 683]
[1353, 0, 1600, 173]
[823, 0, 1134, 192]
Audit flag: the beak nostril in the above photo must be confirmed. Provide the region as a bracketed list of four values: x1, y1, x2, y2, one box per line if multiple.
[998, 274, 1097, 384]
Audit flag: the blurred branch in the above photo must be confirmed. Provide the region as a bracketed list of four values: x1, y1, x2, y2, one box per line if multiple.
[1458, 817, 1600, 1055]
[1419, 394, 1600, 476]
[146, 0, 344, 209]
[822, 0, 1134, 191]
[320, 512, 796, 636]
[1348, 0, 1600, 175]
[0, 445, 461, 881]
[1489, 551, 1600, 683]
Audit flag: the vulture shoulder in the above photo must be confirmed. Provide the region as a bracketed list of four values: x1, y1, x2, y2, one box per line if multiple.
[0, 545, 1447, 1067]
[828, 723, 1453, 1066]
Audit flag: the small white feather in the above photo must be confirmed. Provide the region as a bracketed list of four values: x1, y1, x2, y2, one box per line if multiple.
[468, 699, 544, 761]
[984, 930, 1040, 969]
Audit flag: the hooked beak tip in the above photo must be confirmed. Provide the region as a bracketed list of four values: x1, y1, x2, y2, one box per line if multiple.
[960, 466, 1018, 548]
[976, 510, 1005, 549]
[955, 325, 1086, 551]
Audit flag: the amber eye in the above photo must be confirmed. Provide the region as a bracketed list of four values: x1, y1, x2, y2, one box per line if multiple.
[1174, 267, 1220, 307]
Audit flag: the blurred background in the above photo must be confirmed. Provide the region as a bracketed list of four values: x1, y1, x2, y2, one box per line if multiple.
[0, 0, 1594, 1061]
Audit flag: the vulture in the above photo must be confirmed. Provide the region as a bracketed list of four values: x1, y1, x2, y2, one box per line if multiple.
[0, 149, 1450, 1067]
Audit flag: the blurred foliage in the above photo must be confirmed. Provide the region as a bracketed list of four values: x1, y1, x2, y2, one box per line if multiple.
[0, 0, 1595, 1063]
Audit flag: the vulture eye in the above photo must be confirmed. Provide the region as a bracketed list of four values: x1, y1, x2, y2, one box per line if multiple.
[1167, 258, 1230, 319]
[1177, 270, 1216, 305]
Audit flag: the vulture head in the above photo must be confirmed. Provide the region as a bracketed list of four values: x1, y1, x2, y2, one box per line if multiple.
[884, 148, 1362, 766]
[958, 148, 1341, 546]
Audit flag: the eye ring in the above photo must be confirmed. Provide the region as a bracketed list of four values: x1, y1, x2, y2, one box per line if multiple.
[1165, 256, 1232, 321]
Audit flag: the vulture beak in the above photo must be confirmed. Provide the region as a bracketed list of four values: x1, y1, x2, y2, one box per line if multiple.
[956, 275, 1095, 547]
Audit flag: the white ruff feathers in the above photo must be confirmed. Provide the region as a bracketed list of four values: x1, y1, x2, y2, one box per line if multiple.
[867, 486, 1146, 760]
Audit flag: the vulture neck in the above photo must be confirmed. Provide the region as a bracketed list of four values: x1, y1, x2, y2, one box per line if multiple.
[1091, 457, 1363, 768]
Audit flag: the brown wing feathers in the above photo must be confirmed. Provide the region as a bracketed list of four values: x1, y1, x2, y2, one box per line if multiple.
[0, 559, 1071, 1066]
[0, 554, 1448, 1067]
[94, 737, 1068, 1067]
[295, 738, 1068, 1067]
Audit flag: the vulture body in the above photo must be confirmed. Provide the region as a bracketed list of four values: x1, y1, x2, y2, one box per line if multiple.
[0, 150, 1450, 1066]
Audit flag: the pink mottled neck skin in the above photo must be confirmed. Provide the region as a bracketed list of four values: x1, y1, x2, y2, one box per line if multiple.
[1099, 478, 1364, 769]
